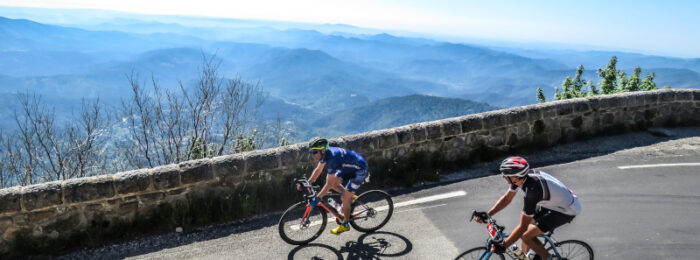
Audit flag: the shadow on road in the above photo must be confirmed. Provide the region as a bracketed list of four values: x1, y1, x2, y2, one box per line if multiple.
[287, 231, 413, 260]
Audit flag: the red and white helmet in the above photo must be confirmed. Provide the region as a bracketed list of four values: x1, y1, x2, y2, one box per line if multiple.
[499, 156, 530, 178]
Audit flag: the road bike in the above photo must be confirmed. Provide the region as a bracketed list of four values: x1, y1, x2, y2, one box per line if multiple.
[278, 179, 394, 245]
[456, 211, 593, 260]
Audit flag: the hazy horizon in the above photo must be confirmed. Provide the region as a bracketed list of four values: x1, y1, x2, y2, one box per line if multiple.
[1, 1, 699, 58]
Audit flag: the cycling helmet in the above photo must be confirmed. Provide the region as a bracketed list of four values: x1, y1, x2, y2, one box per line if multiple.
[309, 137, 329, 150]
[499, 156, 530, 178]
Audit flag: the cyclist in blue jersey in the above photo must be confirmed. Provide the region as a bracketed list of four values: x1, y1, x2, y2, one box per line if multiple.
[473, 156, 581, 260]
[302, 137, 369, 235]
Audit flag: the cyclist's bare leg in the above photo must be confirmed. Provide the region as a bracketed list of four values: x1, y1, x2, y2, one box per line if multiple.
[326, 174, 352, 223]
[319, 174, 343, 198]
[522, 224, 549, 259]
[340, 187, 354, 222]
[521, 219, 536, 254]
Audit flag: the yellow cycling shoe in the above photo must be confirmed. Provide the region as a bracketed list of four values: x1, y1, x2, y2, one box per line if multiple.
[330, 224, 350, 235]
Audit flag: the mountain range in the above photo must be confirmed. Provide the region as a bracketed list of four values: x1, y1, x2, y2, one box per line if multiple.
[1, 10, 699, 140]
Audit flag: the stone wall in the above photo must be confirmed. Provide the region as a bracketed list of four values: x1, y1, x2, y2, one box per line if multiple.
[1, 89, 699, 256]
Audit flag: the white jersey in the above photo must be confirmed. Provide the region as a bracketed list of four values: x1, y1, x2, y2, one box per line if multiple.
[509, 170, 581, 216]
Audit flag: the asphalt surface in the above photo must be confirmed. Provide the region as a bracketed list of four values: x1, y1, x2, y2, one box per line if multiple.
[56, 126, 700, 259]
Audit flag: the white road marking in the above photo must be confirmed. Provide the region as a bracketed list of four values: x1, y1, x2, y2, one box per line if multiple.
[618, 163, 700, 169]
[289, 190, 466, 230]
[395, 203, 447, 214]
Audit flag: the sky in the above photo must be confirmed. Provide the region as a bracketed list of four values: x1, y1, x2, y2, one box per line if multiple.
[1, 0, 699, 58]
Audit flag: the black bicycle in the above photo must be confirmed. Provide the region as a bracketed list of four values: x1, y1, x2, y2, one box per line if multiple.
[456, 211, 593, 260]
[278, 179, 394, 245]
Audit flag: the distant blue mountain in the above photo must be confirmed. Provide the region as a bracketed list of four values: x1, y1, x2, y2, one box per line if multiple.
[313, 94, 499, 134]
[1, 13, 699, 136]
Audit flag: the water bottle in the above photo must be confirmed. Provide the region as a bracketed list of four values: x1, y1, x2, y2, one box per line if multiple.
[328, 197, 337, 208]
[507, 245, 526, 260]
[526, 249, 536, 260]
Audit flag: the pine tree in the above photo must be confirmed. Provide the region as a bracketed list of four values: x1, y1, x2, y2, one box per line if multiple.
[627, 67, 642, 91]
[536, 87, 546, 103]
[561, 77, 574, 99]
[598, 56, 618, 94]
[640, 73, 658, 90]
[572, 65, 586, 97]
[587, 81, 599, 96]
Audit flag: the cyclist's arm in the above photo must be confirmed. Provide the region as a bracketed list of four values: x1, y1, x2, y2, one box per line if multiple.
[487, 189, 517, 216]
[308, 162, 326, 184]
[503, 213, 533, 247]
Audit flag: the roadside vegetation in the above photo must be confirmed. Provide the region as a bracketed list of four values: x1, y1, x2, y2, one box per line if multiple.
[0, 55, 292, 188]
[537, 56, 668, 103]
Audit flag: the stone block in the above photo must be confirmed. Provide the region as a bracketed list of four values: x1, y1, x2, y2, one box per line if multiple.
[279, 146, 301, 168]
[442, 119, 462, 137]
[0, 187, 21, 214]
[0, 216, 12, 234]
[599, 95, 626, 109]
[343, 134, 375, 154]
[642, 92, 659, 105]
[482, 111, 507, 129]
[376, 130, 398, 149]
[151, 164, 181, 190]
[118, 201, 139, 216]
[659, 91, 675, 103]
[394, 126, 413, 144]
[138, 192, 166, 205]
[43, 207, 82, 235]
[411, 125, 427, 142]
[22, 182, 63, 211]
[572, 100, 591, 113]
[246, 149, 280, 172]
[179, 158, 214, 184]
[114, 169, 151, 194]
[505, 108, 528, 125]
[425, 122, 442, 140]
[525, 107, 543, 122]
[461, 114, 484, 133]
[556, 101, 574, 116]
[64, 175, 115, 204]
[212, 154, 245, 179]
[675, 90, 693, 101]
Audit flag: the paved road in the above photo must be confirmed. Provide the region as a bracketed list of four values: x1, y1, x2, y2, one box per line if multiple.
[59, 127, 700, 259]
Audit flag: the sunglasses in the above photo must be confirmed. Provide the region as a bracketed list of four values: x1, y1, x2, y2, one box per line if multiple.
[309, 150, 321, 155]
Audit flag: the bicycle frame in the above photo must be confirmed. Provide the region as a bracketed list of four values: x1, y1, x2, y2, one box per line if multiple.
[297, 179, 367, 224]
[473, 211, 566, 259]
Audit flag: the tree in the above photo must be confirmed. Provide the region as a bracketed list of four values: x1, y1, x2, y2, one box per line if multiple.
[572, 65, 586, 96]
[541, 56, 665, 103]
[626, 67, 642, 91]
[640, 72, 658, 90]
[598, 56, 618, 94]
[536, 87, 546, 103]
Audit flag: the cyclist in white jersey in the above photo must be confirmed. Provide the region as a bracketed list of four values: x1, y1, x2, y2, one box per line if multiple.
[473, 156, 581, 260]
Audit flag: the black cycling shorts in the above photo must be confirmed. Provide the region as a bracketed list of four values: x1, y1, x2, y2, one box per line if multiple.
[533, 208, 575, 233]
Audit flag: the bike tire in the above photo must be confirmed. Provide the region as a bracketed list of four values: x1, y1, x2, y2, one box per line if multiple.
[278, 201, 327, 245]
[349, 190, 393, 232]
[547, 239, 594, 260]
[455, 247, 505, 260]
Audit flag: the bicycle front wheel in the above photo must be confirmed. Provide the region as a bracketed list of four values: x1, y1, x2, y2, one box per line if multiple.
[278, 201, 327, 245]
[455, 247, 505, 260]
[547, 239, 594, 260]
[349, 190, 393, 232]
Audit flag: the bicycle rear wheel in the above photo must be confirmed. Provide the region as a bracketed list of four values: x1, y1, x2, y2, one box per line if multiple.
[547, 239, 594, 260]
[349, 190, 393, 232]
[455, 247, 505, 260]
[278, 201, 327, 245]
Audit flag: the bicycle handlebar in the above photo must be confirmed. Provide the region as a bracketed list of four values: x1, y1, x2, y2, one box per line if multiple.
[294, 178, 320, 199]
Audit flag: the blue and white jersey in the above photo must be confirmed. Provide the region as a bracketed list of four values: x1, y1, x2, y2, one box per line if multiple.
[321, 147, 367, 174]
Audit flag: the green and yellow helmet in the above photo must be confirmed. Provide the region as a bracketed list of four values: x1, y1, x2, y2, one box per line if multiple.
[309, 137, 329, 151]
